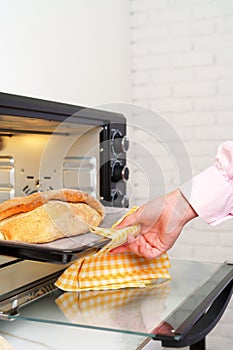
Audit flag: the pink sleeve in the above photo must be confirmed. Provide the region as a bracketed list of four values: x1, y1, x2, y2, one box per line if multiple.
[180, 141, 233, 226]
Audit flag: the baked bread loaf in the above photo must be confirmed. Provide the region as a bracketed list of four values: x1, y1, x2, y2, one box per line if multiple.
[0, 189, 104, 243]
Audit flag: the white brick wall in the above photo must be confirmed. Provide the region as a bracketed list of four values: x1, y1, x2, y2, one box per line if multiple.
[129, 1, 233, 349]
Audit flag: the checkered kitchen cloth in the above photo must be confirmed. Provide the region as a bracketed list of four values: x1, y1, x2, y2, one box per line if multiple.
[55, 207, 171, 291]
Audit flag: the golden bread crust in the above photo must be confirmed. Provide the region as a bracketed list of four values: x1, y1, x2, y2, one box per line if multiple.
[0, 190, 104, 243]
[0, 189, 104, 221]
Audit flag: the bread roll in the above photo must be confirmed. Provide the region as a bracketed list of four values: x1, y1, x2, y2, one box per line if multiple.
[0, 189, 104, 244]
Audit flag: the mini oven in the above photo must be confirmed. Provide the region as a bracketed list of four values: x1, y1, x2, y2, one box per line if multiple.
[0, 92, 129, 208]
[0, 92, 129, 319]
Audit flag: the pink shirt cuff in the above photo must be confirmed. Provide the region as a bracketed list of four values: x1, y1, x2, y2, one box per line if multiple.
[180, 141, 233, 226]
[180, 166, 233, 225]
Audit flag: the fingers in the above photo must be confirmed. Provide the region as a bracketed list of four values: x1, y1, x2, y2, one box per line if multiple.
[111, 235, 162, 260]
[137, 239, 162, 259]
[110, 245, 130, 254]
[111, 203, 166, 259]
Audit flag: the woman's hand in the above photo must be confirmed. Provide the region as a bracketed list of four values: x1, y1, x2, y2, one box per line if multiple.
[111, 189, 197, 259]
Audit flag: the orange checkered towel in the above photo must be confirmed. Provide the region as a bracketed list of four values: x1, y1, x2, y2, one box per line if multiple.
[55, 208, 171, 291]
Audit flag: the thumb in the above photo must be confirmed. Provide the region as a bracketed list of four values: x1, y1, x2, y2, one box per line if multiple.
[115, 211, 140, 229]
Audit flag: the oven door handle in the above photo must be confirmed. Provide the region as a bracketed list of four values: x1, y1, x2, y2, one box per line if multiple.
[160, 280, 233, 349]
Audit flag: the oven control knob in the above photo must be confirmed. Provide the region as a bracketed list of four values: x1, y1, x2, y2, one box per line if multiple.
[112, 135, 129, 154]
[111, 191, 129, 208]
[121, 195, 129, 208]
[112, 162, 129, 182]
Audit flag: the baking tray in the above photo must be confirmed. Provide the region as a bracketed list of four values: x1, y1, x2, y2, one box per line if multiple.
[0, 207, 128, 264]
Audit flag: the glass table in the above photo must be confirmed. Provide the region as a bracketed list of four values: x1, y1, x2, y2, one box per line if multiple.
[3, 259, 232, 350]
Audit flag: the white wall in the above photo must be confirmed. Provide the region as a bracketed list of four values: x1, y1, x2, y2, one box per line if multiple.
[0, 0, 131, 106]
[130, 1, 233, 349]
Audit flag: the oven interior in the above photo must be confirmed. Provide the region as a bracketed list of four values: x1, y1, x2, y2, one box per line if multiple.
[0, 114, 101, 202]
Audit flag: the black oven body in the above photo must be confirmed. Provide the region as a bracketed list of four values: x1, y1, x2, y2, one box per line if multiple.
[0, 92, 129, 208]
